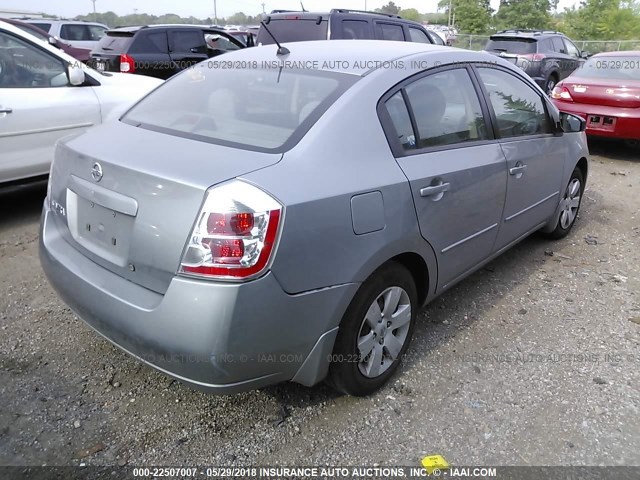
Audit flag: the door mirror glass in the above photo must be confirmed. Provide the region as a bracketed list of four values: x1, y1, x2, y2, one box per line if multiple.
[67, 63, 86, 86]
[560, 112, 586, 133]
[581, 51, 591, 59]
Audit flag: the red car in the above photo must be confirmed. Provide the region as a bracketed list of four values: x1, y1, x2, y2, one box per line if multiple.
[2, 18, 91, 63]
[551, 51, 640, 140]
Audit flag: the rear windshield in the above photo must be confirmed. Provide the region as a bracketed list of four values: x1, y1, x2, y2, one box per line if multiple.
[257, 19, 329, 45]
[578, 56, 640, 80]
[94, 32, 134, 52]
[485, 38, 536, 54]
[122, 63, 358, 152]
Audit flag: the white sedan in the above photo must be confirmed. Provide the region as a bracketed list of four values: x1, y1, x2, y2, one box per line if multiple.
[0, 21, 162, 185]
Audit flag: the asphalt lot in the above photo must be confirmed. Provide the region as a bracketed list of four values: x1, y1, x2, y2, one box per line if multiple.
[0, 139, 639, 467]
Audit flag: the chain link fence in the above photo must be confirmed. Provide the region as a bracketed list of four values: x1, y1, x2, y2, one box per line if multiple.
[452, 34, 640, 53]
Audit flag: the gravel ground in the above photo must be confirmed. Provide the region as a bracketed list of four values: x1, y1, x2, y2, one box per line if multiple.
[1, 139, 639, 468]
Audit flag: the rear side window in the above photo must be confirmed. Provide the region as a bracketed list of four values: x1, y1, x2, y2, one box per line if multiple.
[477, 67, 550, 138]
[409, 28, 431, 44]
[95, 33, 134, 53]
[342, 20, 370, 39]
[385, 68, 488, 151]
[485, 38, 536, 54]
[123, 66, 358, 152]
[257, 19, 329, 44]
[29, 23, 51, 33]
[60, 24, 90, 41]
[130, 31, 168, 54]
[376, 23, 405, 41]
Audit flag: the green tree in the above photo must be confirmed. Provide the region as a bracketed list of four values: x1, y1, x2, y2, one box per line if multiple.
[377, 1, 402, 15]
[438, 0, 493, 33]
[493, 0, 557, 30]
[562, 0, 640, 39]
[399, 8, 422, 21]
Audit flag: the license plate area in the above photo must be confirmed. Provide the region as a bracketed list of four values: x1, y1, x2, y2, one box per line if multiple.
[96, 61, 106, 71]
[588, 114, 616, 132]
[66, 189, 134, 267]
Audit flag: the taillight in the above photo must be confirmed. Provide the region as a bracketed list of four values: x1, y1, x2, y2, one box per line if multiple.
[551, 85, 573, 101]
[120, 54, 135, 73]
[522, 53, 546, 62]
[179, 180, 283, 280]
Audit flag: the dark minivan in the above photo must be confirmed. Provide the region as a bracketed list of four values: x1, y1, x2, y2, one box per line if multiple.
[257, 9, 436, 45]
[91, 25, 245, 79]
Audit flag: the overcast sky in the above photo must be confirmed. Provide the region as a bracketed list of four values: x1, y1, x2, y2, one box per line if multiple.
[2, 0, 580, 20]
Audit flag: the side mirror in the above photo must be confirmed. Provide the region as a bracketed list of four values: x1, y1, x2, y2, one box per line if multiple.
[67, 62, 86, 86]
[48, 36, 57, 46]
[581, 51, 591, 59]
[560, 112, 586, 133]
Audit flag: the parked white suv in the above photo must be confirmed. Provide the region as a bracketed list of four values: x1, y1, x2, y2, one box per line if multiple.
[0, 20, 162, 185]
[20, 19, 108, 50]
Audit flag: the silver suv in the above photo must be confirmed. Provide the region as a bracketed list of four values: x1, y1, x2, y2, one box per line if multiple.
[20, 19, 108, 50]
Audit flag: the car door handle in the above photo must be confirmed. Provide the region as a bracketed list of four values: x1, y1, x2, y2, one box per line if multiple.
[420, 182, 450, 197]
[0, 107, 13, 114]
[509, 165, 527, 175]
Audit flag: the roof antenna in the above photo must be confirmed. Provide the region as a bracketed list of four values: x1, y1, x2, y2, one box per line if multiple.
[300, 2, 308, 11]
[260, 20, 290, 56]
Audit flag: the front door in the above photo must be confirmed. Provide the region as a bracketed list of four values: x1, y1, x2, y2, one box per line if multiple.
[475, 66, 566, 250]
[0, 29, 100, 183]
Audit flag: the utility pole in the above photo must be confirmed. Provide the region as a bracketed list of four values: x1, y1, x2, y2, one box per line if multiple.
[262, 2, 266, 14]
[91, 0, 97, 21]
[214, 0, 218, 25]
[448, 0, 452, 27]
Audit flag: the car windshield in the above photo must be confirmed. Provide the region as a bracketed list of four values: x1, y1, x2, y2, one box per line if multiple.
[578, 56, 640, 80]
[486, 38, 536, 54]
[122, 63, 358, 152]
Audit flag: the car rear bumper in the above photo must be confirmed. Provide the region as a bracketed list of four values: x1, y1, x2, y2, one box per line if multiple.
[39, 206, 358, 394]
[552, 100, 640, 140]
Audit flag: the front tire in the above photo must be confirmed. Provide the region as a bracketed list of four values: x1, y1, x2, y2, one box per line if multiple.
[545, 166, 584, 239]
[327, 262, 417, 396]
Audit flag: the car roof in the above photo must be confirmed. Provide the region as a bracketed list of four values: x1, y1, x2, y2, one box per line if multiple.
[223, 40, 454, 75]
[107, 24, 225, 33]
[593, 50, 640, 57]
[490, 30, 564, 40]
[265, 10, 423, 26]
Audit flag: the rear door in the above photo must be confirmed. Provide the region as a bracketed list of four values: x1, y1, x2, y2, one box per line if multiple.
[379, 66, 507, 290]
[0, 29, 100, 183]
[168, 29, 208, 74]
[475, 66, 566, 250]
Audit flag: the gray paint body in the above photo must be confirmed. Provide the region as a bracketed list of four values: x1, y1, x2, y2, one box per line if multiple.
[40, 41, 589, 392]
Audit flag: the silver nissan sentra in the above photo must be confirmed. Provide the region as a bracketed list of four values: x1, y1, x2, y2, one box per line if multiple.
[40, 40, 589, 396]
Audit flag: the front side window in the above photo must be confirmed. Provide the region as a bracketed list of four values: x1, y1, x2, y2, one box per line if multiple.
[171, 30, 206, 54]
[376, 23, 404, 41]
[564, 39, 580, 58]
[0, 31, 67, 88]
[87, 25, 107, 41]
[123, 65, 357, 152]
[409, 28, 431, 44]
[477, 67, 551, 138]
[205, 33, 241, 52]
[385, 68, 488, 151]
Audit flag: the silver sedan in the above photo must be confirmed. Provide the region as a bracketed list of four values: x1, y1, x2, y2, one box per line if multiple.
[40, 40, 589, 396]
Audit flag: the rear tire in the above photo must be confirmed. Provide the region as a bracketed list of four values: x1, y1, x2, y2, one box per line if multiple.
[327, 262, 417, 396]
[545, 73, 558, 95]
[544, 166, 584, 240]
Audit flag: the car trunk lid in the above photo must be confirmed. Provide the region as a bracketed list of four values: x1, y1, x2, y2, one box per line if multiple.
[91, 31, 135, 72]
[562, 77, 640, 108]
[49, 121, 282, 294]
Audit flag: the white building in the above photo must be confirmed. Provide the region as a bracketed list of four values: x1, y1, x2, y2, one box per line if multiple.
[0, 9, 45, 19]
